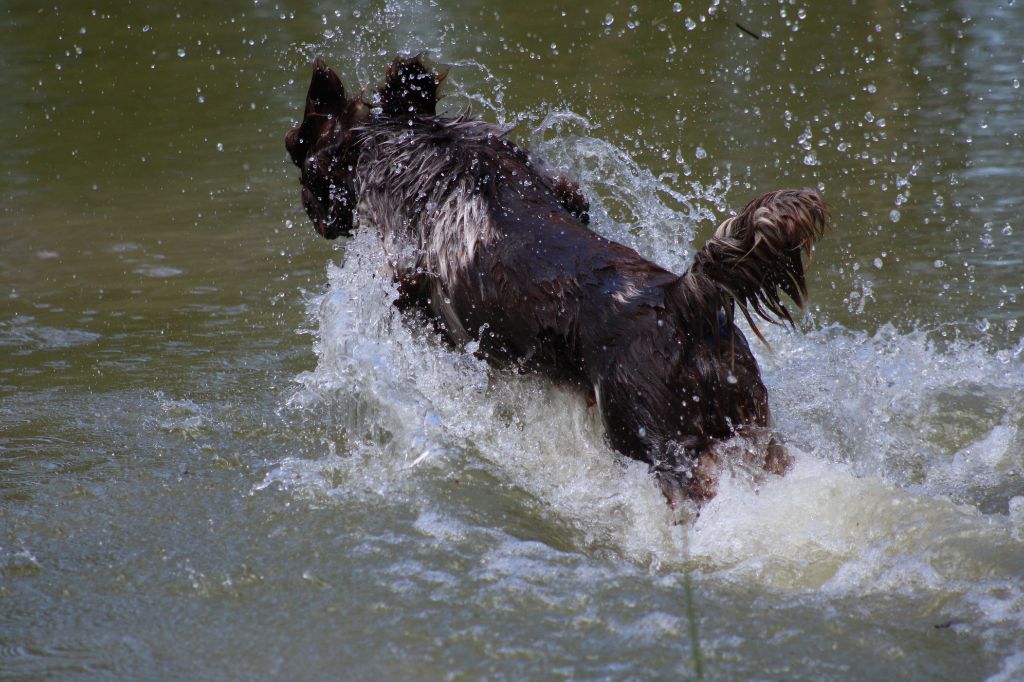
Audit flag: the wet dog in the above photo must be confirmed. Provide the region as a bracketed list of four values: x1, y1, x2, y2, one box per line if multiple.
[285, 56, 828, 506]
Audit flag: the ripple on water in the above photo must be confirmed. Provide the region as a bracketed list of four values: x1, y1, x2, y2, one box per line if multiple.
[133, 266, 184, 278]
[0, 317, 101, 351]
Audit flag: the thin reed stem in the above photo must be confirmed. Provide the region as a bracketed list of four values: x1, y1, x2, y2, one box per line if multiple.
[681, 527, 705, 681]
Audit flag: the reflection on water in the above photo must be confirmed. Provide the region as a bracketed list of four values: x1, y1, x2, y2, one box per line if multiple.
[1, 1, 1022, 679]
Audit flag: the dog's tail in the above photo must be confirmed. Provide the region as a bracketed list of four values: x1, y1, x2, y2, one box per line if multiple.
[671, 189, 829, 344]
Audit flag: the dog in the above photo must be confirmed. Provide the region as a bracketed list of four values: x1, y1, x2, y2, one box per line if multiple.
[285, 56, 828, 506]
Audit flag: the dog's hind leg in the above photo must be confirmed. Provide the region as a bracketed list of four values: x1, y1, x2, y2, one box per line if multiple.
[728, 426, 794, 477]
[688, 428, 792, 505]
[658, 430, 789, 511]
[594, 371, 713, 507]
[652, 454, 718, 510]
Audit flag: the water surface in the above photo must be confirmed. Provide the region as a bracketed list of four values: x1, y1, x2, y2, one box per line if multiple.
[2, 1, 1022, 679]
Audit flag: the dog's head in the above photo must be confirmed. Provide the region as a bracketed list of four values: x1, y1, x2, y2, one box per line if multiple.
[285, 56, 445, 239]
[285, 58, 368, 239]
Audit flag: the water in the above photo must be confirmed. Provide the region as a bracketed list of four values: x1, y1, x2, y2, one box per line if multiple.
[2, 1, 1022, 679]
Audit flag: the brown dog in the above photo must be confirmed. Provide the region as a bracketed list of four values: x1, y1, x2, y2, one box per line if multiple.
[285, 56, 828, 506]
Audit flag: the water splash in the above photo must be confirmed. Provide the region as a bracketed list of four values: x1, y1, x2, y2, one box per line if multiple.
[528, 111, 728, 273]
[268, 107, 1024, 677]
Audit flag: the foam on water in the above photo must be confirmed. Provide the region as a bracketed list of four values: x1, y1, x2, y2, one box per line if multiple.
[269, 128, 1024, 677]
[764, 324, 1024, 506]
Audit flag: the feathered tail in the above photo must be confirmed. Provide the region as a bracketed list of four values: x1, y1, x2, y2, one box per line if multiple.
[672, 189, 829, 344]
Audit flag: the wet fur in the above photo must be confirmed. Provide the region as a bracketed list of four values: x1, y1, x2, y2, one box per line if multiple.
[285, 56, 828, 506]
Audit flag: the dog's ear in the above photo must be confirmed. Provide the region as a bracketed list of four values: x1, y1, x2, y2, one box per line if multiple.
[304, 57, 347, 117]
[285, 58, 349, 166]
[378, 55, 446, 119]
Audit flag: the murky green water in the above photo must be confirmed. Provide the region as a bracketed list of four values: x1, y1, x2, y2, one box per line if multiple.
[2, 1, 1022, 679]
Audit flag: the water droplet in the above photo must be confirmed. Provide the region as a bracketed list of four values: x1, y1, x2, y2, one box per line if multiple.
[1002, 224, 1013, 236]
[803, 152, 818, 166]
[695, 146, 706, 159]
[177, 48, 187, 58]
[889, 209, 900, 223]
[1014, 78, 1021, 89]
[638, 427, 647, 438]
[672, 2, 682, 11]
[933, 259, 945, 269]
[604, 13, 614, 26]
[216, 142, 224, 152]
[684, 17, 697, 30]
[873, 258, 883, 269]
[143, 24, 151, 32]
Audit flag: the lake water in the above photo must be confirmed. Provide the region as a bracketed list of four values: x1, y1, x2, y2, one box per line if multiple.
[2, 1, 1022, 679]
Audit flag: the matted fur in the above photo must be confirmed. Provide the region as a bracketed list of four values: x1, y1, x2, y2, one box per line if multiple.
[285, 55, 830, 506]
